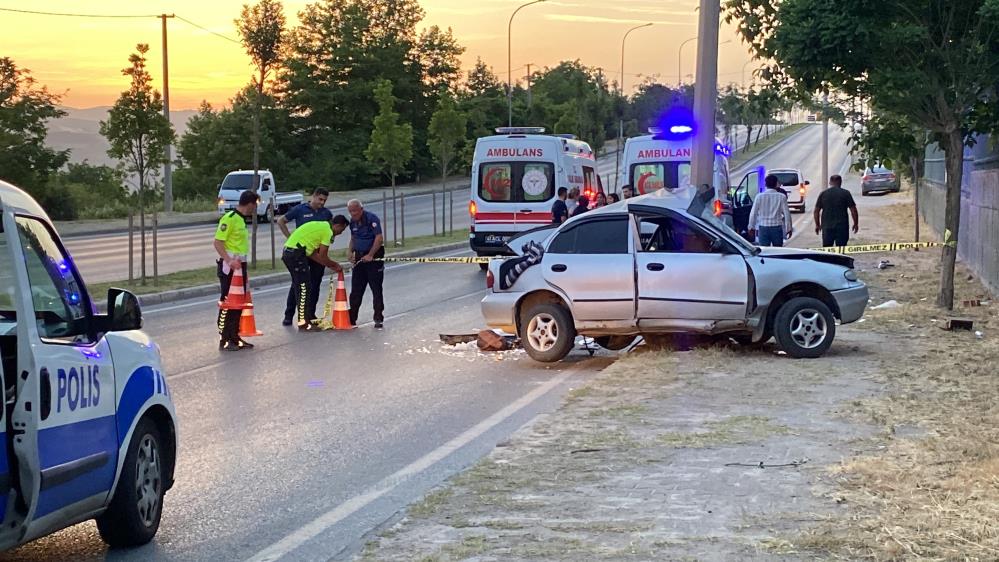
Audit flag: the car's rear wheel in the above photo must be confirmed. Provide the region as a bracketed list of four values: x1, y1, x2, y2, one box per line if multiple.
[773, 297, 835, 358]
[594, 335, 636, 351]
[520, 303, 575, 362]
[97, 417, 165, 547]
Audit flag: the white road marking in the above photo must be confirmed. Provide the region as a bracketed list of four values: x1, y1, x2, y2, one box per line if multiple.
[244, 362, 588, 562]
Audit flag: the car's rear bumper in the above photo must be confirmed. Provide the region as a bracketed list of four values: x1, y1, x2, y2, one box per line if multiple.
[832, 283, 869, 324]
[481, 291, 520, 333]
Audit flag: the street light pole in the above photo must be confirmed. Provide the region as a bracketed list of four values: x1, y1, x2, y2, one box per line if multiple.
[690, 0, 721, 188]
[508, 0, 546, 127]
[822, 91, 830, 189]
[678, 36, 697, 86]
[617, 22, 653, 192]
[160, 13, 175, 212]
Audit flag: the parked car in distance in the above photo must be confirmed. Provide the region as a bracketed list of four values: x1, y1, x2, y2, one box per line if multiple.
[482, 187, 869, 362]
[769, 168, 809, 212]
[216, 170, 304, 222]
[861, 166, 900, 195]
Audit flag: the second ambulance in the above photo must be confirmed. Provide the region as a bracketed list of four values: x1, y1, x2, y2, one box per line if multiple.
[469, 127, 601, 264]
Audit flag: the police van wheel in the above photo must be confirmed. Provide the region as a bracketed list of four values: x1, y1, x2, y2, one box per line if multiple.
[97, 418, 164, 547]
[520, 303, 575, 362]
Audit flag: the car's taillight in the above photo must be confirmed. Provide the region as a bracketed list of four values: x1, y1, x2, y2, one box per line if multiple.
[469, 200, 477, 220]
[887, 174, 896, 180]
[486, 268, 494, 289]
[713, 199, 722, 217]
[862, 175, 870, 182]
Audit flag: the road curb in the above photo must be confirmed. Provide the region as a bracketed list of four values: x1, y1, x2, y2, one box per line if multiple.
[136, 240, 470, 308]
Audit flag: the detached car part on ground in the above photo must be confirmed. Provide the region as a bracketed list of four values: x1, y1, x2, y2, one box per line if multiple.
[481, 186, 869, 362]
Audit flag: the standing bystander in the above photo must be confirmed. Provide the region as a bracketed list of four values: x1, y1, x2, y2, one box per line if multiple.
[748, 174, 793, 247]
[551, 187, 569, 224]
[566, 187, 580, 215]
[814, 174, 860, 247]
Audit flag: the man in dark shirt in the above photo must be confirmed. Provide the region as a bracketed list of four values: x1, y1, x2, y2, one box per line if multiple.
[347, 199, 385, 328]
[279, 188, 334, 325]
[814, 175, 860, 247]
[551, 187, 569, 224]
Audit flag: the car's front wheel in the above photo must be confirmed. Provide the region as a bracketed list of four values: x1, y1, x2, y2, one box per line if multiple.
[520, 303, 576, 362]
[773, 297, 835, 358]
[97, 417, 165, 547]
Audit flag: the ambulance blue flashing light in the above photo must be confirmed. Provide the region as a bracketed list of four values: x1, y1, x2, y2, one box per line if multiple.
[670, 125, 693, 134]
[495, 126, 546, 135]
[714, 142, 732, 158]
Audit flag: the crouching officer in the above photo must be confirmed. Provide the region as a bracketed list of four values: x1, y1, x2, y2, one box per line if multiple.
[283, 216, 348, 331]
[214, 190, 257, 351]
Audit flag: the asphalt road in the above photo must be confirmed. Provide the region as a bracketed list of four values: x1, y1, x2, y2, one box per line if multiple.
[2, 123, 853, 561]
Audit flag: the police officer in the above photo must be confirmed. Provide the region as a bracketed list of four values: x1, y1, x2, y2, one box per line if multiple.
[346, 199, 385, 328]
[283, 216, 348, 331]
[278, 188, 333, 325]
[213, 190, 257, 351]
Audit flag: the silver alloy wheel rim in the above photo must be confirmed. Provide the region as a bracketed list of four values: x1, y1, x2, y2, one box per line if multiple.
[135, 434, 162, 528]
[789, 308, 827, 349]
[527, 313, 559, 352]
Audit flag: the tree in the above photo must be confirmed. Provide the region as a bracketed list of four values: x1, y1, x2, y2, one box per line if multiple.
[419, 26, 465, 96]
[237, 0, 287, 268]
[365, 80, 413, 243]
[0, 57, 69, 206]
[427, 92, 467, 235]
[725, 0, 999, 309]
[100, 44, 175, 285]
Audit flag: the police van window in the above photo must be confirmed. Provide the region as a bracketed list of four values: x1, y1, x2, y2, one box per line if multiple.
[0, 229, 16, 335]
[478, 162, 554, 202]
[15, 217, 91, 343]
[548, 217, 628, 254]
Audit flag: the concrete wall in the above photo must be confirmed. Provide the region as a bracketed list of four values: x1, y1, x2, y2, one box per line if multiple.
[919, 169, 999, 296]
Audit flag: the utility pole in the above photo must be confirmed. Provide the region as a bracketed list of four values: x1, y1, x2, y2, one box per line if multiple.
[508, 0, 546, 127]
[525, 63, 533, 108]
[160, 14, 175, 212]
[822, 91, 829, 189]
[690, 0, 720, 189]
[618, 23, 652, 192]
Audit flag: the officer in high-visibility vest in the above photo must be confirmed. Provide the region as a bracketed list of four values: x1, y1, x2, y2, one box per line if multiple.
[213, 190, 257, 351]
[283, 216, 348, 331]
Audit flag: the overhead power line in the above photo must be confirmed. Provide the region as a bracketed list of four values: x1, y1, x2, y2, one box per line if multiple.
[0, 7, 241, 45]
[0, 6, 158, 18]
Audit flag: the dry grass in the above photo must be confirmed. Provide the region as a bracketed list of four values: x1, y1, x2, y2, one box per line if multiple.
[785, 198, 999, 560]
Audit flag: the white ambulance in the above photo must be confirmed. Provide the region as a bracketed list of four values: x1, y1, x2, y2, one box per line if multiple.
[618, 125, 733, 223]
[0, 180, 177, 551]
[469, 127, 602, 264]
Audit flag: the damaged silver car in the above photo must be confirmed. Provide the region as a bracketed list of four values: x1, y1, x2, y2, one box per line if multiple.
[481, 186, 869, 362]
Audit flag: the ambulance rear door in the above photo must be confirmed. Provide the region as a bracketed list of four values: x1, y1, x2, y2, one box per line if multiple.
[627, 138, 693, 195]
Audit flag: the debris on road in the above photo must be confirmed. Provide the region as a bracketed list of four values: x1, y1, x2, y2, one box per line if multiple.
[877, 259, 895, 270]
[944, 317, 974, 331]
[871, 299, 901, 310]
[438, 333, 479, 345]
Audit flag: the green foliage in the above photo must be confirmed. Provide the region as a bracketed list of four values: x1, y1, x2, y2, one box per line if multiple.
[419, 26, 465, 96]
[0, 57, 69, 205]
[99, 44, 176, 194]
[427, 92, 467, 177]
[236, 0, 286, 89]
[365, 80, 414, 185]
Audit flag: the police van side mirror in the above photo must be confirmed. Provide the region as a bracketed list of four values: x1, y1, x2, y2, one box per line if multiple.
[107, 288, 142, 332]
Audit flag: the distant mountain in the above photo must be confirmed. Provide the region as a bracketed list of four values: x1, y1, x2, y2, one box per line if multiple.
[46, 106, 198, 168]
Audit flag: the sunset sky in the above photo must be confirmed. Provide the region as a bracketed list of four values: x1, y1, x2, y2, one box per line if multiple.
[3, 0, 754, 110]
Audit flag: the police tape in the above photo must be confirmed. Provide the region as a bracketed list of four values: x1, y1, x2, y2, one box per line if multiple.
[370, 241, 950, 264]
[378, 256, 494, 264]
[806, 241, 945, 254]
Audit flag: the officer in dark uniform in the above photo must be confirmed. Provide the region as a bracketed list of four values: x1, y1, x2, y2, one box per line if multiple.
[213, 190, 257, 351]
[346, 199, 385, 328]
[278, 188, 333, 325]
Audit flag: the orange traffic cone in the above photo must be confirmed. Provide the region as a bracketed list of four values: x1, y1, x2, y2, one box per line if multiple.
[239, 303, 264, 337]
[332, 271, 353, 330]
[219, 263, 250, 310]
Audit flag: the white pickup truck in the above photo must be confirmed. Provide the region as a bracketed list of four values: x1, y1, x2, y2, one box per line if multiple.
[216, 170, 303, 221]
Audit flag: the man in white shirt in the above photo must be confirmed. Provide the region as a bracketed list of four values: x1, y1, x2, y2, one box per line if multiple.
[748, 174, 793, 246]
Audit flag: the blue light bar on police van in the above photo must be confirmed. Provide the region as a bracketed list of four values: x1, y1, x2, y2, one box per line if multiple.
[495, 127, 546, 135]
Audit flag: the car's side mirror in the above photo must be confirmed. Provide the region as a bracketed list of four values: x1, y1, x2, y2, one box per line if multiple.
[804, 180, 811, 186]
[107, 288, 142, 332]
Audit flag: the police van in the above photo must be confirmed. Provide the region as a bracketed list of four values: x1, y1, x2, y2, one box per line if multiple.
[618, 124, 733, 222]
[469, 127, 602, 264]
[0, 180, 177, 550]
